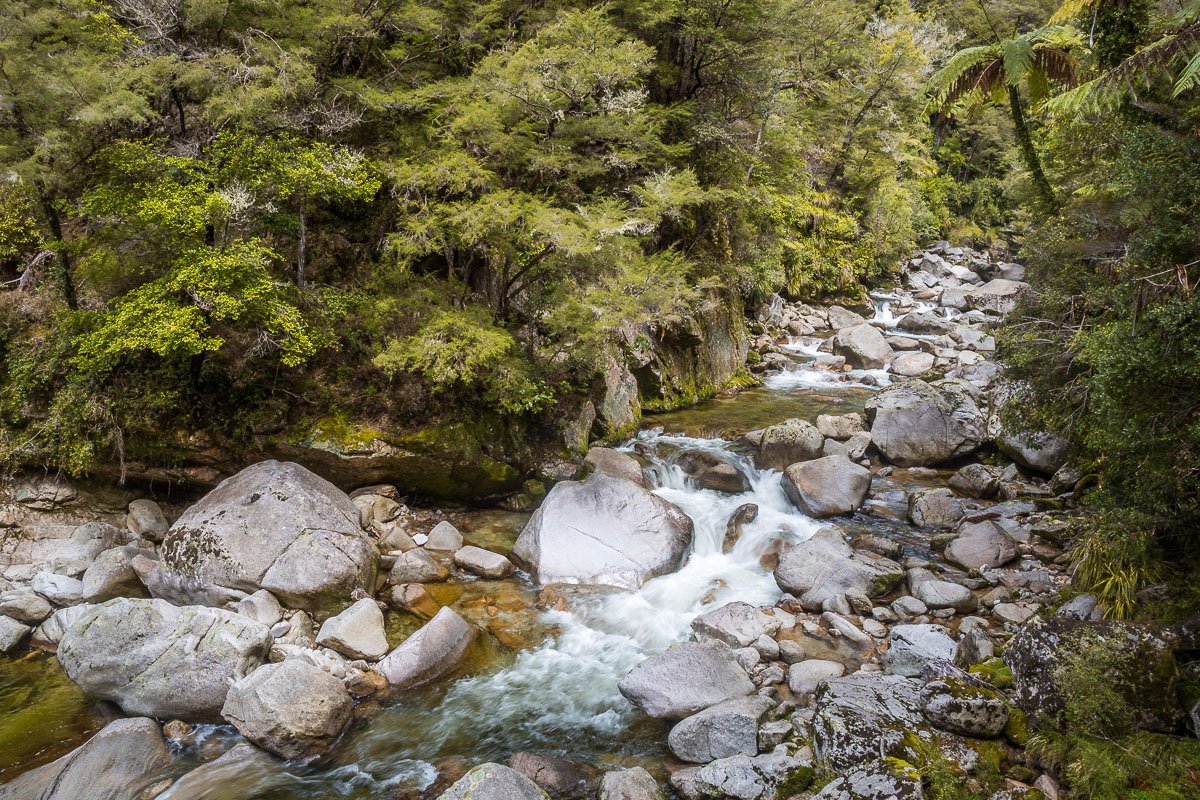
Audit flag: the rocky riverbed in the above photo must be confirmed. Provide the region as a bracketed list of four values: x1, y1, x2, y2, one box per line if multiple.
[2, 242, 1197, 800]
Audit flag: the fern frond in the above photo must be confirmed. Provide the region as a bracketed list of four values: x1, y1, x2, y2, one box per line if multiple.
[1050, 0, 1099, 24]
[1174, 49, 1200, 95]
[1003, 38, 1036, 85]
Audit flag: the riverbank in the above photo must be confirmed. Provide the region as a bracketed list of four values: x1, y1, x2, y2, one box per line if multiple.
[2, 243, 1196, 800]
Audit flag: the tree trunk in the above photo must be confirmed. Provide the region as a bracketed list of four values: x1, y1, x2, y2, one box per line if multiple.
[36, 186, 78, 310]
[1008, 85, 1057, 213]
[297, 192, 307, 288]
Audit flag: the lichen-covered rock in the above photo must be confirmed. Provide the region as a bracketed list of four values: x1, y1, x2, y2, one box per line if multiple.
[773, 528, 903, 613]
[58, 598, 271, 722]
[922, 677, 1009, 738]
[781, 456, 871, 519]
[1003, 616, 1182, 732]
[511, 473, 693, 590]
[618, 642, 755, 720]
[865, 380, 986, 467]
[948, 464, 1002, 499]
[810, 766, 924, 800]
[667, 695, 774, 763]
[811, 674, 927, 770]
[692, 752, 810, 800]
[145, 460, 378, 616]
[221, 660, 353, 759]
[964, 279, 1034, 315]
[0, 718, 171, 800]
[691, 602, 779, 648]
[436, 763, 550, 800]
[908, 489, 965, 530]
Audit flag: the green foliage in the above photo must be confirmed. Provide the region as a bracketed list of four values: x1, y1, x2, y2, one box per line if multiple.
[1053, 628, 1144, 735]
[1070, 512, 1161, 620]
[1028, 730, 1200, 800]
[969, 658, 1015, 689]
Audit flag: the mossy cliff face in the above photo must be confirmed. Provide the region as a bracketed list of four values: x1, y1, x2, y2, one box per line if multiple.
[633, 290, 751, 413]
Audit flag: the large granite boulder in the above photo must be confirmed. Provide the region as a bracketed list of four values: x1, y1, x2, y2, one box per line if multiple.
[508, 752, 600, 800]
[58, 598, 271, 722]
[511, 473, 693, 590]
[997, 431, 1071, 476]
[781, 456, 871, 518]
[436, 763, 550, 800]
[618, 642, 755, 719]
[1003, 616, 1182, 732]
[691, 602, 779, 648]
[865, 380, 986, 467]
[752, 419, 825, 471]
[773, 528, 903, 614]
[221, 660, 353, 759]
[810, 767, 923, 800]
[832, 325, 892, 370]
[145, 460, 378, 616]
[922, 676, 1009, 738]
[964, 279, 1034, 315]
[598, 767, 664, 800]
[886, 624, 957, 678]
[377, 606, 474, 690]
[0, 718, 171, 800]
[689, 752, 809, 800]
[316, 597, 389, 660]
[944, 520, 1018, 571]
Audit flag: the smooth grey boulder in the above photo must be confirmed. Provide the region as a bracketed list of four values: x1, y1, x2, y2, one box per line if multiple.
[0, 718, 171, 800]
[58, 598, 271, 722]
[425, 521, 464, 551]
[618, 642, 755, 720]
[145, 460, 378, 616]
[436, 763, 550, 800]
[948, 463, 1002, 498]
[773, 528, 903, 613]
[598, 767, 664, 800]
[0, 614, 31, 653]
[221, 660, 353, 759]
[907, 488, 964, 529]
[81, 546, 153, 603]
[389, 549, 450, 583]
[31, 571, 84, 605]
[865, 380, 986, 467]
[44, 526, 109, 577]
[997, 431, 1071, 476]
[511, 473, 693, 590]
[832, 324, 892, 370]
[815, 413, 866, 440]
[316, 597, 389, 660]
[376, 606, 474, 690]
[127, 499, 169, 542]
[667, 695, 774, 763]
[454, 545, 515, 578]
[781, 456, 870, 518]
[236, 589, 285, 626]
[827, 305, 867, 329]
[787, 659, 846, 697]
[152, 742, 278, 800]
[810, 674, 925, 770]
[914, 580, 978, 613]
[0, 588, 52, 623]
[944, 520, 1017, 571]
[922, 676, 1009, 738]
[581, 447, 646, 487]
[691, 602, 778, 648]
[886, 624, 956, 677]
[890, 351, 935, 377]
[753, 419, 825, 471]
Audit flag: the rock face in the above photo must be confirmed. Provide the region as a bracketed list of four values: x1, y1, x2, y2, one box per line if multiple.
[0, 717, 172, 800]
[753, 419, 825, 471]
[810, 674, 925, 770]
[944, 520, 1017, 571]
[865, 380, 986, 467]
[781, 456, 871, 518]
[145, 461, 378, 615]
[436, 763, 551, 800]
[316, 597, 389, 660]
[886, 624, 956, 678]
[377, 606, 475, 690]
[773, 528, 903, 613]
[667, 695, 774, 763]
[58, 598, 271, 722]
[221, 660, 353, 759]
[1003, 616, 1182, 732]
[832, 324, 892, 370]
[581, 447, 645, 487]
[598, 767, 664, 800]
[618, 642, 755, 719]
[511, 473, 693, 590]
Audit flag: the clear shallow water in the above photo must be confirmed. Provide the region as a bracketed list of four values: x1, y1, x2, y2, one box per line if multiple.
[1, 334, 939, 798]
